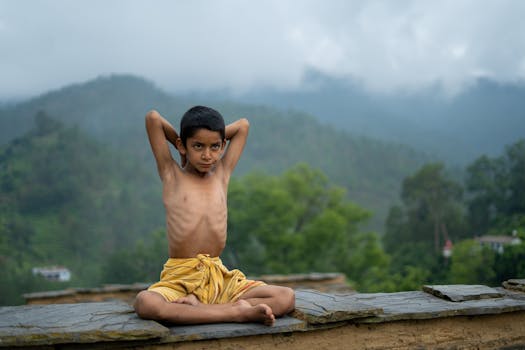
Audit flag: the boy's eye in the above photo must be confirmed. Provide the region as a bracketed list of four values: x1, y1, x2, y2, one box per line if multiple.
[193, 144, 203, 150]
[211, 144, 221, 150]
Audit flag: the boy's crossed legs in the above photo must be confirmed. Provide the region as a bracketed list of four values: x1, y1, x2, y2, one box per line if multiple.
[134, 285, 295, 326]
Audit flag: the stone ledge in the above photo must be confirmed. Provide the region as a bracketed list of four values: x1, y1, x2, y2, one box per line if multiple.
[163, 315, 306, 343]
[503, 278, 525, 292]
[422, 284, 504, 301]
[291, 289, 382, 324]
[0, 302, 168, 348]
[2, 283, 525, 349]
[353, 289, 525, 323]
[23, 283, 151, 305]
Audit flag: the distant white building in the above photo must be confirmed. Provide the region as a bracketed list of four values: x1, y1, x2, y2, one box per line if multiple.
[475, 231, 522, 254]
[32, 266, 71, 282]
[442, 239, 453, 258]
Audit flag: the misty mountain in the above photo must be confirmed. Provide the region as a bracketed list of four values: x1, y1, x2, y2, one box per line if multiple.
[229, 70, 525, 164]
[0, 75, 434, 231]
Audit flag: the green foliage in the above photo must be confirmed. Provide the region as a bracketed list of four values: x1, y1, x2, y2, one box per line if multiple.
[226, 164, 369, 273]
[466, 140, 525, 233]
[383, 163, 466, 273]
[367, 265, 431, 293]
[0, 112, 163, 305]
[383, 140, 525, 289]
[344, 232, 391, 291]
[493, 242, 525, 283]
[449, 240, 496, 285]
[0, 259, 75, 305]
[225, 163, 391, 290]
[101, 229, 167, 284]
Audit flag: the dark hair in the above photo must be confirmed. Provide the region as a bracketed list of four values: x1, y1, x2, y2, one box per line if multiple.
[180, 106, 225, 146]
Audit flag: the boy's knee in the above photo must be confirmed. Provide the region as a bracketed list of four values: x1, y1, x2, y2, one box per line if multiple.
[271, 286, 295, 315]
[134, 291, 163, 320]
[282, 287, 295, 312]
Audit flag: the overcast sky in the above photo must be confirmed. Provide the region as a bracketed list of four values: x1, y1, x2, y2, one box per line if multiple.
[1, 0, 525, 100]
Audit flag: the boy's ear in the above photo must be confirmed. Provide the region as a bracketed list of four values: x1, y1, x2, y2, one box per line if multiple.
[175, 138, 186, 155]
[221, 139, 227, 149]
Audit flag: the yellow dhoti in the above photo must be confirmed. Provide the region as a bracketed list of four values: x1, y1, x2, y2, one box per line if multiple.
[147, 254, 265, 304]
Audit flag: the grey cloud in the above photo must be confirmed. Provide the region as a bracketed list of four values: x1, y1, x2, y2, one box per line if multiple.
[1, 0, 525, 100]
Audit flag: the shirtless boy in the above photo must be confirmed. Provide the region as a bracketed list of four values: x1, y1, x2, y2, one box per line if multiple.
[134, 106, 295, 325]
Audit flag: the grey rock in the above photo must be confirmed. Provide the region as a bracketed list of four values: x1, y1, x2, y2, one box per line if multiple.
[0, 301, 168, 347]
[165, 316, 306, 342]
[422, 284, 504, 301]
[503, 279, 525, 292]
[496, 287, 525, 301]
[353, 290, 525, 323]
[291, 289, 382, 324]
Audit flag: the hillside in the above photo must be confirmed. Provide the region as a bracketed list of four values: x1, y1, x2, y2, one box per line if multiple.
[0, 75, 433, 230]
[233, 70, 525, 164]
[0, 115, 163, 303]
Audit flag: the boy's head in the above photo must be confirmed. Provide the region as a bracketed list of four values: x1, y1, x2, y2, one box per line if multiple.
[180, 106, 226, 147]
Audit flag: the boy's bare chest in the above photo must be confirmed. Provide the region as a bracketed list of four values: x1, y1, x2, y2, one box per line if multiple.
[163, 176, 227, 211]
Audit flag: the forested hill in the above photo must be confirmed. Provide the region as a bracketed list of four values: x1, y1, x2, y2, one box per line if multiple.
[0, 75, 432, 230]
[0, 114, 163, 302]
[235, 70, 525, 164]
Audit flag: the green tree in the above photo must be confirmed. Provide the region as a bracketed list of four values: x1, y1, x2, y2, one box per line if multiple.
[101, 229, 167, 284]
[225, 163, 387, 290]
[448, 239, 496, 285]
[226, 172, 299, 273]
[382, 163, 467, 288]
[506, 140, 525, 215]
[493, 238, 525, 282]
[400, 163, 464, 252]
[384, 162, 466, 256]
[466, 139, 525, 234]
[0, 112, 163, 305]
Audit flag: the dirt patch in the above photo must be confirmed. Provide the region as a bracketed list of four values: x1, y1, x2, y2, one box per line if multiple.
[139, 311, 525, 350]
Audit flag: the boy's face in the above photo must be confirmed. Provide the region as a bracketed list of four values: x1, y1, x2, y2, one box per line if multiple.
[178, 129, 225, 174]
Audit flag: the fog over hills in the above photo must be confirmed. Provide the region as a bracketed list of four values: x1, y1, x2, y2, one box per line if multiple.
[224, 70, 525, 164]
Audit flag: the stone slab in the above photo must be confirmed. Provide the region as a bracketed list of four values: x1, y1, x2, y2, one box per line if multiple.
[503, 279, 525, 292]
[0, 301, 169, 347]
[422, 284, 504, 301]
[164, 315, 306, 342]
[352, 290, 525, 323]
[497, 287, 525, 301]
[23, 283, 150, 301]
[290, 290, 382, 324]
[257, 272, 345, 282]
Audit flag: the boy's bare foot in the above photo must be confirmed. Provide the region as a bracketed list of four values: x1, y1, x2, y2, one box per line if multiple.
[172, 294, 200, 306]
[234, 300, 275, 326]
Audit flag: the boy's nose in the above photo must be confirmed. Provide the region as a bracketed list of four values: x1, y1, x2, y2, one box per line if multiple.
[202, 149, 211, 159]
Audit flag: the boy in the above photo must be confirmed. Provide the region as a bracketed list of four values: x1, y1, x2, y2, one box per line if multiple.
[134, 106, 295, 325]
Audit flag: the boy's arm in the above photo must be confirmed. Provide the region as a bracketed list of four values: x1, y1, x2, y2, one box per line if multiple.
[221, 118, 250, 175]
[145, 110, 181, 179]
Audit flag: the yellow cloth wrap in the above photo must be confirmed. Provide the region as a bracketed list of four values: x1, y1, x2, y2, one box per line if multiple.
[147, 254, 265, 304]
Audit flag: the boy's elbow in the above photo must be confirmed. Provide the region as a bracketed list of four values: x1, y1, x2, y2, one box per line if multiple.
[145, 110, 160, 121]
[145, 110, 161, 127]
[239, 118, 250, 131]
